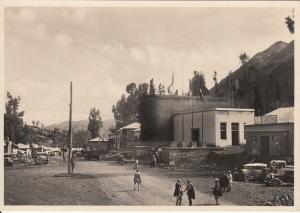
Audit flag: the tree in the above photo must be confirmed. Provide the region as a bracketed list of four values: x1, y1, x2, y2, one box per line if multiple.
[112, 82, 149, 128]
[137, 83, 149, 97]
[213, 71, 219, 97]
[149, 78, 156, 95]
[190, 71, 209, 98]
[87, 107, 103, 139]
[73, 130, 90, 147]
[239, 52, 249, 65]
[126, 82, 137, 95]
[4, 92, 25, 143]
[158, 83, 165, 95]
[285, 16, 294, 34]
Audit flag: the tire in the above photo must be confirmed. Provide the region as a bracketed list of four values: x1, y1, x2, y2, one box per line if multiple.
[243, 175, 250, 182]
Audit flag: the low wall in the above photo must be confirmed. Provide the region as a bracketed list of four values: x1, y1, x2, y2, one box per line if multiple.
[122, 145, 224, 166]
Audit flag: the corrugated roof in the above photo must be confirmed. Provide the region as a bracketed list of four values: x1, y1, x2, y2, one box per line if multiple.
[265, 107, 294, 123]
[132, 127, 141, 132]
[118, 122, 140, 131]
[89, 133, 108, 142]
[17, 143, 30, 149]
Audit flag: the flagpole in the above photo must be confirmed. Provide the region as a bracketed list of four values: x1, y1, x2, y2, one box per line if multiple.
[68, 81, 73, 174]
[181, 69, 184, 143]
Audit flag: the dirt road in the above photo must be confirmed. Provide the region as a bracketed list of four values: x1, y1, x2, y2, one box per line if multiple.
[5, 157, 293, 206]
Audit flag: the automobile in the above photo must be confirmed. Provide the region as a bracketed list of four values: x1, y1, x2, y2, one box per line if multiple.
[280, 168, 294, 183]
[4, 153, 14, 167]
[117, 151, 135, 164]
[233, 163, 268, 182]
[264, 173, 294, 187]
[266, 160, 294, 183]
[84, 150, 106, 160]
[34, 152, 49, 165]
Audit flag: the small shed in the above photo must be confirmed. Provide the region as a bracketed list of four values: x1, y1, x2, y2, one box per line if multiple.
[88, 134, 109, 151]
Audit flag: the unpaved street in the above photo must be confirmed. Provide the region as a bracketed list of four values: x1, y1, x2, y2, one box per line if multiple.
[5, 157, 292, 206]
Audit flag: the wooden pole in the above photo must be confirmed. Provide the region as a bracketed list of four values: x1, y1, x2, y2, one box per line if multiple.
[68, 82, 73, 174]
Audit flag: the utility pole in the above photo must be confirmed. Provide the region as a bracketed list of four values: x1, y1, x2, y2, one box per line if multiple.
[68, 82, 73, 174]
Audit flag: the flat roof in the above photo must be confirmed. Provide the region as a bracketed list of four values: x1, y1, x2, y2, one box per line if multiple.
[174, 108, 254, 115]
[245, 122, 294, 127]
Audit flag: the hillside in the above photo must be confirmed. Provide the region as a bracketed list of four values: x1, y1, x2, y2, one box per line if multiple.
[210, 40, 294, 116]
[46, 119, 115, 137]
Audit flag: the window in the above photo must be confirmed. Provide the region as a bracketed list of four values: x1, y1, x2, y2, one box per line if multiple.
[231, 123, 239, 131]
[220, 122, 227, 139]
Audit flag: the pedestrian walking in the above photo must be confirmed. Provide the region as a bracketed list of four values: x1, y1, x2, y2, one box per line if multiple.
[133, 159, 139, 170]
[212, 179, 222, 205]
[226, 171, 232, 192]
[71, 154, 76, 173]
[173, 179, 183, 206]
[219, 171, 229, 192]
[170, 160, 175, 171]
[151, 155, 157, 168]
[183, 179, 195, 206]
[133, 169, 142, 191]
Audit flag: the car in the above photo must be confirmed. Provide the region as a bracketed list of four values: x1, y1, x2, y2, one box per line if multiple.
[264, 173, 294, 187]
[233, 163, 268, 182]
[4, 153, 14, 167]
[34, 152, 49, 165]
[84, 150, 106, 160]
[117, 151, 135, 164]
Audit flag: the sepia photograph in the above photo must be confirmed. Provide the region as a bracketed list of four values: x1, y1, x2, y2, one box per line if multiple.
[1, 1, 299, 209]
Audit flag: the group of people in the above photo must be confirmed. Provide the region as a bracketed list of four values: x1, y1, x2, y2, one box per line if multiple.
[212, 170, 233, 205]
[219, 170, 233, 192]
[173, 179, 195, 206]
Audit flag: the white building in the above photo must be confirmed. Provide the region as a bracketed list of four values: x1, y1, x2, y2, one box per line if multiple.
[173, 108, 254, 147]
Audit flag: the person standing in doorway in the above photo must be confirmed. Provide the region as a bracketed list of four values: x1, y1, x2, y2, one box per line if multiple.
[173, 179, 183, 206]
[184, 179, 195, 206]
[133, 169, 142, 191]
[212, 179, 222, 205]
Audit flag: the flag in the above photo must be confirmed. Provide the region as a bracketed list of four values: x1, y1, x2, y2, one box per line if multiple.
[170, 71, 174, 88]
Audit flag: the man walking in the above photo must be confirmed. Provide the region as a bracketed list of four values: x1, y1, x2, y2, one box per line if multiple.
[219, 171, 229, 192]
[212, 179, 222, 205]
[184, 179, 195, 206]
[173, 179, 183, 206]
[71, 153, 76, 173]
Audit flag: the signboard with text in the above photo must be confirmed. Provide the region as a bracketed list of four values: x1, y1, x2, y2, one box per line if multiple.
[254, 115, 277, 124]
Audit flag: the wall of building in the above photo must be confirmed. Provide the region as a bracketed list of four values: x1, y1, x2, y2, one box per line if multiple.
[215, 110, 254, 147]
[88, 141, 107, 151]
[245, 123, 294, 157]
[140, 95, 227, 142]
[174, 109, 254, 147]
[174, 111, 217, 147]
[123, 145, 223, 165]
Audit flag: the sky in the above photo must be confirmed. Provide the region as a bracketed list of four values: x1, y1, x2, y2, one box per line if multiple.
[4, 7, 294, 126]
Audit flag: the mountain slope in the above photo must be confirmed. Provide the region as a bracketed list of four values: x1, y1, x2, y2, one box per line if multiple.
[211, 40, 294, 116]
[46, 119, 115, 137]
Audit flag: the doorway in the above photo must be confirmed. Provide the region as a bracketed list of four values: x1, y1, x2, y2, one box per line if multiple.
[231, 123, 239, 146]
[191, 128, 200, 147]
[260, 136, 269, 156]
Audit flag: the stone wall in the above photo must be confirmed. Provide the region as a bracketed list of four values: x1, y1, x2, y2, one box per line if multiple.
[122, 145, 223, 166]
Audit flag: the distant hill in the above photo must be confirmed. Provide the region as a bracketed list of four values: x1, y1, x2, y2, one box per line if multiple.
[210, 40, 294, 116]
[46, 118, 115, 138]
